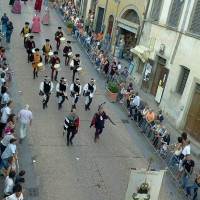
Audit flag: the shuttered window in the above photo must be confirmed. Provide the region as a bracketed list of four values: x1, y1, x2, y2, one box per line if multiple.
[177, 67, 190, 94]
[150, 0, 163, 21]
[167, 0, 184, 28]
[189, 0, 200, 35]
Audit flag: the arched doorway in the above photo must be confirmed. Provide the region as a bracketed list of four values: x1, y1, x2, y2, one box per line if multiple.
[107, 15, 114, 35]
[121, 9, 140, 25]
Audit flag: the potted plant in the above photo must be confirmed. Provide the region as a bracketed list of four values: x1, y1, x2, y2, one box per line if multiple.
[66, 21, 74, 34]
[132, 182, 150, 200]
[105, 81, 119, 102]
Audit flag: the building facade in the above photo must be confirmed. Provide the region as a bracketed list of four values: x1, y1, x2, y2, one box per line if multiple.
[131, 0, 200, 141]
[81, 0, 147, 58]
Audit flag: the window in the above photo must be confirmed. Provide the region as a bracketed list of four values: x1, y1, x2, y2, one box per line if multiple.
[177, 67, 190, 94]
[189, 0, 200, 35]
[167, 0, 184, 28]
[150, 0, 163, 21]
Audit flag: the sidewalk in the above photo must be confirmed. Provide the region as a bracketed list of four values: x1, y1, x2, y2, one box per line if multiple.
[110, 55, 200, 168]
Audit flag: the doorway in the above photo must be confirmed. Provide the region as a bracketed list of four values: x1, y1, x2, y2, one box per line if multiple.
[184, 84, 200, 142]
[107, 15, 114, 35]
[95, 7, 104, 33]
[151, 56, 168, 96]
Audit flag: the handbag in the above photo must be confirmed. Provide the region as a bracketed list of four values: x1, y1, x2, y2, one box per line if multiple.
[39, 90, 44, 96]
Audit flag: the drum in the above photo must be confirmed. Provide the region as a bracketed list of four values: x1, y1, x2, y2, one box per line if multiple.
[32, 48, 35, 53]
[25, 33, 30, 38]
[77, 67, 84, 75]
[54, 64, 61, 71]
[38, 62, 45, 71]
[67, 52, 73, 58]
[48, 51, 53, 57]
[60, 37, 66, 44]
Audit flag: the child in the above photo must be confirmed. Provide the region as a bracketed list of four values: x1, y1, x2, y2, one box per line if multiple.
[15, 170, 26, 185]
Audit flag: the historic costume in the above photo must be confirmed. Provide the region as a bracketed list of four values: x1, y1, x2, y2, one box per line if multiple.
[56, 78, 68, 110]
[31, 15, 41, 33]
[30, 48, 42, 79]
[20, 22, 31, 47]
[49, 51, 60, 81]
[90, 105, 115, 142]
[70, 54, 81, 83]
[42, 7, 50, 25]
[34, 0, 42, 12]
[63, 108, 79, 146]
[54, 27, 63, 51]
[42, 39, 52, 64]
[70, 78, 82, 108]
[25, 35, 35, 63]
[39, 76, 54, 109]
[63, 41, 72, 66]
[12, 0, 21, 14]
[83, 78, 96, 111]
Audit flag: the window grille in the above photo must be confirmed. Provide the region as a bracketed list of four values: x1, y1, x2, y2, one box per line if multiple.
[177, 67, 190, 94]
[150, 0, 163, 21]
[189, 0, 200, 35]
[167, 0, 184, 28]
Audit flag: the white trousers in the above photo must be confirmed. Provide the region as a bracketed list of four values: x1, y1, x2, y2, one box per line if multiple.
[19, 122, 28, 139]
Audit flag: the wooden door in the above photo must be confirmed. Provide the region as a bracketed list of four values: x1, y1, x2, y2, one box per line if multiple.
[185, 90, 200, 141]
[151, 64, 168, 96]
[107, 16, 114, 34]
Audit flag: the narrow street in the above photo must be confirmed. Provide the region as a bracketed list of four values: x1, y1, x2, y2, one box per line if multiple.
[0, 1, 190, 200]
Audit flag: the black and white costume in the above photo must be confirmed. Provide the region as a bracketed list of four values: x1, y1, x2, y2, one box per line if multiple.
[70, 55, 81, 83]
[63, 42, 72, 66]
[83, 82, 96, 111]
[39, 79, 54, 109]
[70, 81, 82, 108]
[56, 79, 68, 110]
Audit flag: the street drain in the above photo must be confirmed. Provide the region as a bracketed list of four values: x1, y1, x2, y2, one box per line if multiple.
[121, 119, 129, 124]
[28, 188, 39, 197]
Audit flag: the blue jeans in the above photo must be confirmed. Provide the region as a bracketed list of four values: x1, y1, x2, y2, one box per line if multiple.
[169, 154, 179, 167]
[129, 105, 136, 116]
[0, 158, 8, 169]
[181, 172, 189, 189]
[6, 30, 12, 43]
[186, 183, 198, 200]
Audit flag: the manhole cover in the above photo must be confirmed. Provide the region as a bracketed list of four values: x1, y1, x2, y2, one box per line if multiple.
[121, 119, 129, 124]
[28, 188, 39, 197]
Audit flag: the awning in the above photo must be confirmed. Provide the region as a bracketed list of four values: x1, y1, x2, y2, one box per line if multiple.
[130, 45, 150, 62]
[117, 18, 139, 34]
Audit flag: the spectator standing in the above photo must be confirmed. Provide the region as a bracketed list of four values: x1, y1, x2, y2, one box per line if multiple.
[180, 154, 195, 189]
[84, 17, 91, 33]
[128, 92, 140, 117]
[6, 21, 14, 43]
[1, 13, 9, 36]
[4, 170, 16, 197]
[16, 104, 33, 143]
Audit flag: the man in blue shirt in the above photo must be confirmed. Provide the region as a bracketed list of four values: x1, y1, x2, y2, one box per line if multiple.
[1, 13, 9, 36]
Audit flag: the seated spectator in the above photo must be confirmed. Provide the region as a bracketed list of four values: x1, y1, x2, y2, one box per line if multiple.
[15, 170, 26, 185]
[4, 170, 16, 197]
[157, 131, 171, 151]
[118, 81, 126, 101]
[152, 126, 167, 148]
[120, 67, 129, 78]
[138, 105, 149, 126]
[3, 184, 23, 200]
[1, 138, 17, 168]
[128, 92, 140, 117]
[156, 110, 164, 124]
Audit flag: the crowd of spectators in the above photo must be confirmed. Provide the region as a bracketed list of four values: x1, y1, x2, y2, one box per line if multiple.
[0, 17, 25, 200]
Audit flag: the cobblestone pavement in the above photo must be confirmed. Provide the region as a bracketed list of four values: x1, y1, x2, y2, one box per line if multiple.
[0, 1, 192, 200]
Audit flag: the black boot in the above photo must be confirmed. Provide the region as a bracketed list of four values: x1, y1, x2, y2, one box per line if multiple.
[85, 105, 87, 111]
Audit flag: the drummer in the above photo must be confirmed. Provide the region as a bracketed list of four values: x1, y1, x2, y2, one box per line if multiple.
[54, 26, 64, 51]
[70, 54, 81, 83]
[25, 35, 36, 63]
[20, 22, 31, 47]
[31, 48, 42, 79]
[63, 41, 72, 66]
[42, 39, 52, 64]
[49, 51, 60, 82]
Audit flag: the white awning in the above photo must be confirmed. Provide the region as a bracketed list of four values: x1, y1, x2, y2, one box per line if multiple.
[117, 18, 139, 34]
[130, 45, 150, 62]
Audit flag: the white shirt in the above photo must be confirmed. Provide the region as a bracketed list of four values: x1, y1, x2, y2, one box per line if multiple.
[117, 64, 121, 71]
[1, 92, 10, 104]
[70, 83, 82, 95]
[4, 176, 14, 195]
[1, 143, 16, 159]
[182, 145, 190, 156]
[6, 193, 23, 200]
[17, 109, 33, 124]
[83, 83, 96, 98]
[132, 95, 140, 107]
[1, 106, 11, 123]
[1, 133, 14, 146]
